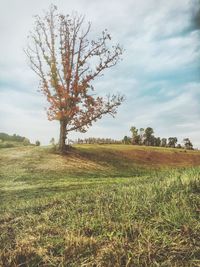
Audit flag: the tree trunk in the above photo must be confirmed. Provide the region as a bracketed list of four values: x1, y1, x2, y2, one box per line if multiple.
[59, 120, 67, 153]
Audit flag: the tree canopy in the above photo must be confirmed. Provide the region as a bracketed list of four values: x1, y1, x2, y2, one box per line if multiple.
[25, 5, 124, 153]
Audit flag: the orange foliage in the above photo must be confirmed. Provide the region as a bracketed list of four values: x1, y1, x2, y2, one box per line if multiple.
[25, 5, 124, 149]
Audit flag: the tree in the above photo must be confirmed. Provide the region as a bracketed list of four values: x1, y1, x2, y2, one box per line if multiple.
[25, 5, 124, 153]
[123, 135, 131, 144]
[161, 138, 167, 147]
[35, 140, 41, 146]
[168, 137, 178, 148]
[144, 127, 154, 146]
[139, 128, 145, 145]
[183, 138, 193, 150]
[155, 137, 161, 147]
[0, 133, 27, 142]
[130, 126, 139, 145]
[177, 144, 182, 149]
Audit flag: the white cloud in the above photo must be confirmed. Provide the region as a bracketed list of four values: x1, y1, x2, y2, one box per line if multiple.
[0, 0, 199, 147]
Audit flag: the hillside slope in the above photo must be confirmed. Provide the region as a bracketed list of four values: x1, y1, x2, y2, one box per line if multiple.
[75, 144, 200, 167]
[0, 145, 200, 266]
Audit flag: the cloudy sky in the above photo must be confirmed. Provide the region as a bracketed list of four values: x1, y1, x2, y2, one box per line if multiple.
[0, 0, 200, 146]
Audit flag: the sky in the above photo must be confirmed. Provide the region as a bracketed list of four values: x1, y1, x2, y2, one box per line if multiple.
[0, 0, 200, 146]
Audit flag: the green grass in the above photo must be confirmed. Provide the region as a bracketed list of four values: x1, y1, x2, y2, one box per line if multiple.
[0, 140, 33, 149]
[0, 145, 200, 266]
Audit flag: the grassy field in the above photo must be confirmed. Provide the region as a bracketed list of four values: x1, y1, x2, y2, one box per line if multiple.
[0, 144, 200, 266]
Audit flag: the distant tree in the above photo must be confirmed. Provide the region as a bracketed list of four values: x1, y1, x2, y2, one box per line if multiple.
[35, 140, 41, 146]
[168, 137, 178, 148]
[25, 5, 124, 153]
[134, 135, 141, 145]
[144, 127, 154, 146]
[130, 126, 138, 144]
[123, 136, 131, 144]
[155, 137, 161, 147]
[0, 132, 27, 142]
[130, 126, 141, 145]
[124, 125, 196, 150]
[80, 137, 121, 144]
[77, 138, 83, 144]
[139, 128, 145, 145]
[161, 138, 167, 147]
[147, 135, 154, 146]
[183, 138, 193, 150]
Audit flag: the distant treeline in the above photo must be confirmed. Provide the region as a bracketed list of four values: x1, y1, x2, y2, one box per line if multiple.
[123, 126, 194, 150]
[74, 138, 122, 145]
[0, 133, 30, 145]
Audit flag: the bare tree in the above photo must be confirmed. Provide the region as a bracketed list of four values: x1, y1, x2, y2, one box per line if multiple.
[25, 5, 124, 153]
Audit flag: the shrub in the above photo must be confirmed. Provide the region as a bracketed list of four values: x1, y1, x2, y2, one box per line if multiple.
[23, 138, 31, 146]
[0, 142, 14, 148]
[35, 140, 40, 146]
